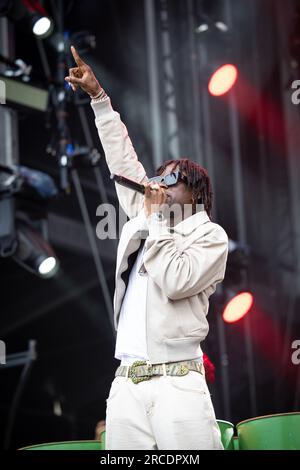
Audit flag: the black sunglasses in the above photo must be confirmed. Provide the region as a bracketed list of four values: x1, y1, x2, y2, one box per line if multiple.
[148, 170, 186, 187]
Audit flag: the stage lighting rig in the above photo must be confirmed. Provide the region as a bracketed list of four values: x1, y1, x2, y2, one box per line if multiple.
[0, 164, 59, 278]
[46, 140, 101, 192]
[0, 54, 32, 82]
[23, 0, 53, 38]
[0, 164, 22, 257]
[222, 290, 254, 323]
[195, 9, 237, 96]
[195, 14, 229, 35]
[13, 221, 58, 278]
[0, 0, 54, 38]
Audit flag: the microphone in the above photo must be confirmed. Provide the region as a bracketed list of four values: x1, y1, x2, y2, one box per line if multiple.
[110, 173, 145, 194]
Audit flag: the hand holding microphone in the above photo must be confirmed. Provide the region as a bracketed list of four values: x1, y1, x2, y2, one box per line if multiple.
[143, 181, 168, 218]
[110, 173, 168, 218]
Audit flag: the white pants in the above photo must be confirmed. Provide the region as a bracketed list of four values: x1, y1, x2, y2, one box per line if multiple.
[105, 370, 223, 450]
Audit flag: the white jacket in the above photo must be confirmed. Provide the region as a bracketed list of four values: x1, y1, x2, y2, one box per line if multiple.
[92, 97, 228, 364]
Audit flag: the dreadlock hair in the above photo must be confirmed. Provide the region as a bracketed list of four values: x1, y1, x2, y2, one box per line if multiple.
[155, 158, 213, 219]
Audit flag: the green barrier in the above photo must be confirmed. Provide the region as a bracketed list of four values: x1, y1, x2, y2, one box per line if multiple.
[19, 413, 300, 450]
[19, 440, 104, 450]
[233, 436, 239, 450]
[99, 430, 106, 450]
[20, 422, 236, 451]
[237, 412, 300, 450]
[98, 423, 235, 450]
[216, 420, 235, 450]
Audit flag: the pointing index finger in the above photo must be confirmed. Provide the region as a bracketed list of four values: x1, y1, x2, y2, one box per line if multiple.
[71, 45, 85, 67]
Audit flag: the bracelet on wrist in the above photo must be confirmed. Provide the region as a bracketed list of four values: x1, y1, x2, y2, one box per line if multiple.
[90, 88, 106, 100]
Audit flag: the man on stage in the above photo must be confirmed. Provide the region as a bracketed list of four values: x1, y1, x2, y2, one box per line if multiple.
[65, 46, 228, 450]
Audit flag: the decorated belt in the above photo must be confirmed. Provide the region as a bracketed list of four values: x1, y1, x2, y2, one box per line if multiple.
[115, 360, 204, 384]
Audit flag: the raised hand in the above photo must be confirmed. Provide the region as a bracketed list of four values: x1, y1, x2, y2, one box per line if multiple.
[65, 46, 102, 98]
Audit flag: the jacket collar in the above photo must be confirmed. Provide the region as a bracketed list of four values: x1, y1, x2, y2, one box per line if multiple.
[172, 209, 210, 235]
[131, 207, 210, 237]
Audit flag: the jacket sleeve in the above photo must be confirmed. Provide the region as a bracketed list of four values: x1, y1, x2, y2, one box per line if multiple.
[143, 215, 228, 300]
[91, 97, 148, 219]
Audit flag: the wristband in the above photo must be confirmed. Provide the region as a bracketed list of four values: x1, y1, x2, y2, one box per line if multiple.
[90, 88, 106, 100]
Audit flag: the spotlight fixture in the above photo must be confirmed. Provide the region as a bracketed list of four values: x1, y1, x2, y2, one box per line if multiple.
[13, 223, 59, 278]
[195, 15, 229, 35]
[32, 15, 53, 37]
[195, 22, 209, 34]
[195, 12, 236, 96]
[0, 0, 54, 39]
[208, 64, 238, 96]
[214, 21, 228, 33]
[22, 0, 54, 38]
[222, 291, 254, 323]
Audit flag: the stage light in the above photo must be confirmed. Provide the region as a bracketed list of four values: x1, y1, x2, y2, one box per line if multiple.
[13, 224, 59, 278]
[0, 0, 54, 39]
[195, 22, 209, 34]
[208, 64, 238, 96]
[32, 15, 53, 37]
[214, 21, 228, 33]
[22, 0, 54, 39]
[38, 256, 57, 275]
[223, 291, 254, 323]
[195, 15, 228, 35]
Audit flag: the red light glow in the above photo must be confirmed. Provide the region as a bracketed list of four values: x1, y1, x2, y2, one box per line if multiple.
[223, 292, 253, 323]
[208, 64, 238, 96]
